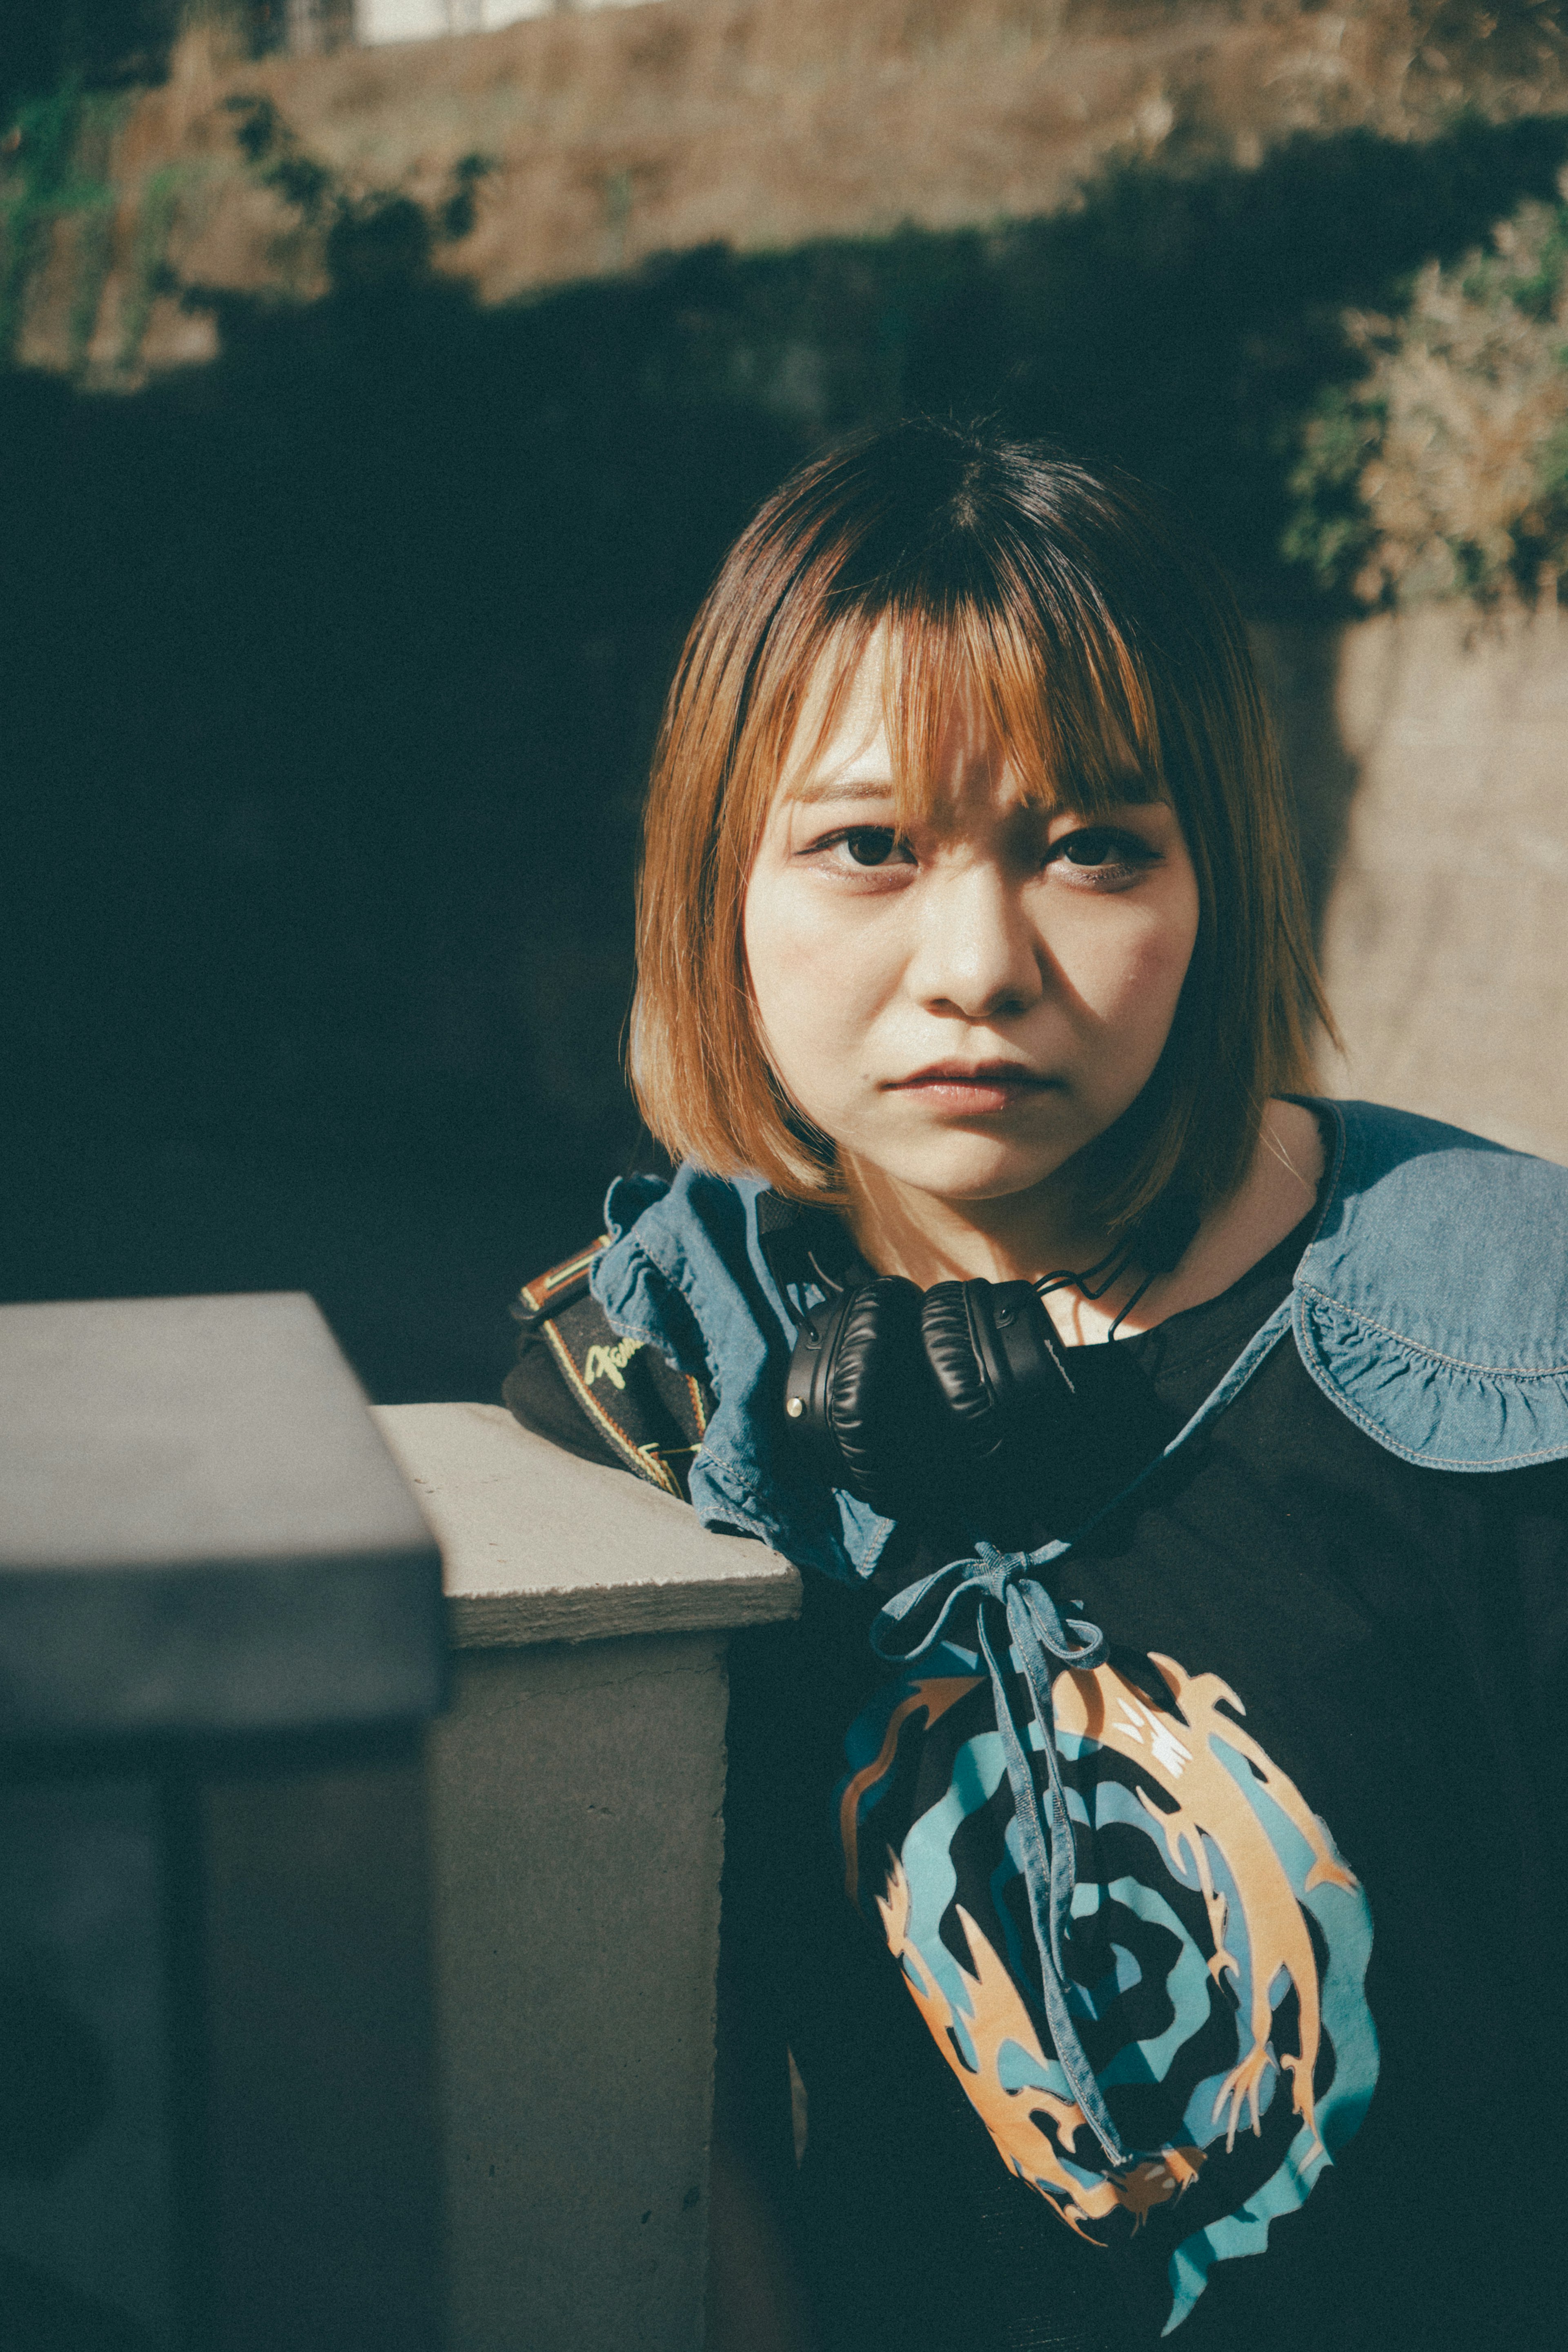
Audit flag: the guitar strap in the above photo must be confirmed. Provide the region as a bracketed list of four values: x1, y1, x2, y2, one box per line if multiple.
[510, 1240, 713, 1501]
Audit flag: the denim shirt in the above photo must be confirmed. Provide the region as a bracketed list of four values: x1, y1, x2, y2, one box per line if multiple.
[590, 1098, 1568, 1587]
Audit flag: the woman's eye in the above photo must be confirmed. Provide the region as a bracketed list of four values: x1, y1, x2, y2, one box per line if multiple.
[797, 821, 915, 877]
[1048, 826, 1155, 878]
[1061, 827, 1121, 866]
[845, 828, 900, 865]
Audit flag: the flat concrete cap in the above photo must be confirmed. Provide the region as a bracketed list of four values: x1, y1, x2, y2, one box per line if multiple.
[0, 1293, 445, 1743]
[372, 1404, 801, 1647]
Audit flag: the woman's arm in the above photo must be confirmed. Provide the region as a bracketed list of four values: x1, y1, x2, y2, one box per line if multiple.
[707, 1930, 821, 2352]
[706, 1611, 826, 2352]
[706, 2130, 821, 2352]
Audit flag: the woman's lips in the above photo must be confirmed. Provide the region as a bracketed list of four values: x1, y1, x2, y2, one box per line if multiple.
[886, 1064, 1058, 1113]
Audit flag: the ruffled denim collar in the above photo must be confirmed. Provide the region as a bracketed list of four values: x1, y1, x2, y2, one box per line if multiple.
[590, 1099, 1568, 1583]
[591, 1167, 895, 1583]
[1290, 1098, 1568, 1470]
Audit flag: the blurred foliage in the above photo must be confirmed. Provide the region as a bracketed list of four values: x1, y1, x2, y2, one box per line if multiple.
[1287, 187, 1568, 605]
[223, 91, 497, 294]
[0, 3, 340, 123]
[0, 80, 123, 367]
[0, 0, 176, 126]
[194, 97, 1568, 608]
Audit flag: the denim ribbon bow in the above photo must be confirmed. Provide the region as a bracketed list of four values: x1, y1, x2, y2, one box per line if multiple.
[871, 1538, 1129, 2169]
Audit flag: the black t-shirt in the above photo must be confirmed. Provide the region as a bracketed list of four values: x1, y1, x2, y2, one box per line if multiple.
[508, 1220, 1568, 2352]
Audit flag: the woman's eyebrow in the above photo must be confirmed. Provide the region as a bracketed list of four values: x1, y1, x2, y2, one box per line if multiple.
[1037, 779, 1160, 815]
[787, 775, 897, 806]
[1115, 781, 1161, 806]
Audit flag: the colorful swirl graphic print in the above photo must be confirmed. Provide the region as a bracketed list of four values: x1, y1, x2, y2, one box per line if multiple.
[837, 1648, 1380, 2334]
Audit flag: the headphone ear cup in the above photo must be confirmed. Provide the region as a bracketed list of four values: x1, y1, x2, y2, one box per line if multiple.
[919, 1281, 993, 1432]
[786, 1265, 1081, 1507]
[922, 1279, 1077, 1460]
[816, 1276, 937, 1515]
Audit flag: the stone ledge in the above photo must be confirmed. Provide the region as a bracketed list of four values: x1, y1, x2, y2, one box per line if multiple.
[370, 1402, 800, 1649]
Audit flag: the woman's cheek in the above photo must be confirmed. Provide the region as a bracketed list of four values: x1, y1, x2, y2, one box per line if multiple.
[1056, 901, 1197, 1083]
[785, 928, 903, 1129]
[1128, 918, 1196, 1013]
[746, 885, 862, 1096]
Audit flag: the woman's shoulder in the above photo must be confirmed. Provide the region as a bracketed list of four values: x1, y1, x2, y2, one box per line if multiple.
[1325, 1096, 1568, 1195]
[1305, 1096, 1568, 1317]
[1292, 1098, 1568, 1475]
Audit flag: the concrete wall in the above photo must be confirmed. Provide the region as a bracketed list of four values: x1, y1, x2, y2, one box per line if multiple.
[1261, 603, 1568, 1165]
[17, 0, 1568, 376]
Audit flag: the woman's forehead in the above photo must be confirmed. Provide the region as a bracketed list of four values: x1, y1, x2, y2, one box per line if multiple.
[770, 627, 1157, 816]
[778, 644, 889, 792]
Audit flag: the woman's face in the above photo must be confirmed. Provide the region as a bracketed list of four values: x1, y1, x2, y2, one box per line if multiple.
[742, 653, 1202, 1214]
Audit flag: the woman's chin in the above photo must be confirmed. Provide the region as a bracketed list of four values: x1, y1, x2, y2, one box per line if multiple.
[854, 1133, 1081, 1208]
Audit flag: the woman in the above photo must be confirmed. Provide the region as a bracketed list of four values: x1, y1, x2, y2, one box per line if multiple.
[506, 421, 1568, 2352]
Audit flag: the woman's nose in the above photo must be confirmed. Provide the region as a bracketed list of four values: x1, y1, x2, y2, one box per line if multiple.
[905, 861, 1044, 1020]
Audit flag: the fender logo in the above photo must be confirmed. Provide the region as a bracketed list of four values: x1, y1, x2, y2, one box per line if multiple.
[584, 1336, 644, 1391]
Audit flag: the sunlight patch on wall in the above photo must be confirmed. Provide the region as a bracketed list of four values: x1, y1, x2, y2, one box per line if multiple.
[355, 0, 657, 42]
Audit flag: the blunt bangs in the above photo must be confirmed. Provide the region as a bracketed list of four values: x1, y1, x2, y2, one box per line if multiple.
[744, 600, 1164, 864]
[630, 419, 1333, 1221]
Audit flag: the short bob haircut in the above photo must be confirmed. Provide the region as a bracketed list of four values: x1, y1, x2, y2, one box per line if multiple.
[631, 418, 1333, 1237]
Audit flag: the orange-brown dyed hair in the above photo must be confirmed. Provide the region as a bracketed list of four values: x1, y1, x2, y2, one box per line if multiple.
[630, 419, 1332, 1232]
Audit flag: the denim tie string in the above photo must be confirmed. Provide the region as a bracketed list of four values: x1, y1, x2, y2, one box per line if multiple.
[871, 1538, 1130, 2170]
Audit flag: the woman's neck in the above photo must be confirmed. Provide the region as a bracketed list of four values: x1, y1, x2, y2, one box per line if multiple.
[841, 1099, 1326, 1344]
[842, 1161, 1109, 1290]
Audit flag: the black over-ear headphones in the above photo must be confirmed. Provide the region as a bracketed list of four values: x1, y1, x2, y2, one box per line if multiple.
[755, 1189, 1197, 1518]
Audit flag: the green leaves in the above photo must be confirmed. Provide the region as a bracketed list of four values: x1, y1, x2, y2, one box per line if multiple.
[1284, 190, 1568, 607]
[0, 79, 121, 366]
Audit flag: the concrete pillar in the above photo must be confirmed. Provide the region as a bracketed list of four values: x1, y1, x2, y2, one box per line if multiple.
[372, 1403, 800, 2352]
[0, 1292, 449, 2352]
